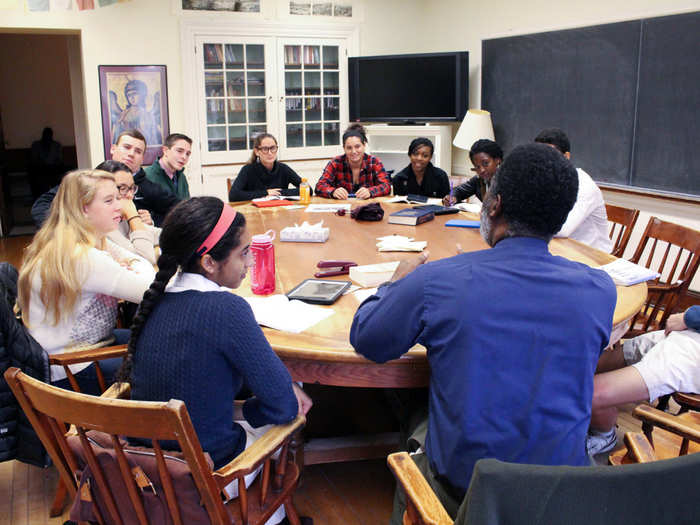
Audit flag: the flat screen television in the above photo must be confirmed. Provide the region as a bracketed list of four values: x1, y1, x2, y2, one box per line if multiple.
[349, 51, 469, 123]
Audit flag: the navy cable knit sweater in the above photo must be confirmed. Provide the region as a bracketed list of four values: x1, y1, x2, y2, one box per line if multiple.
[130, 290, 297, 468]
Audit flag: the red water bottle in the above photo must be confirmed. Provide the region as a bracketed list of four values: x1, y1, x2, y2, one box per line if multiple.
[250, 230, 276, 295]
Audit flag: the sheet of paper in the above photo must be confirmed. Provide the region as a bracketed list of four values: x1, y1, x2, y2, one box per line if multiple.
[598, 259, 660, 286]
[244, 294, 334, 333]
[353, 287, 378, 303]
[306, 203, 351, 213]
[454, 202, 482, 214]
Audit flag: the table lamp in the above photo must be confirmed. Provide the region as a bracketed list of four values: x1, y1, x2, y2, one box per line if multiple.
[453, 109, 495, 151]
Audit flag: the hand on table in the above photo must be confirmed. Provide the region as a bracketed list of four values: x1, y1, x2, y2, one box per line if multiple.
[332, 187, 349, 200]
[442, 195, 456, 206]
[665, 312, 688, 335]
[267, 188, 282, 196]
[390, 251, 430, 283]
[292, 383, 313, 416]
[355, 187, 371, 200]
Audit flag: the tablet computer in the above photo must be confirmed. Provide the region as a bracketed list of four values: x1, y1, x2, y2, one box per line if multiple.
[286, 279, 352, 305]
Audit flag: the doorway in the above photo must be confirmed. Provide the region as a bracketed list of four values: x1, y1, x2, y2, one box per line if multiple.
[0, 31, 88, 237]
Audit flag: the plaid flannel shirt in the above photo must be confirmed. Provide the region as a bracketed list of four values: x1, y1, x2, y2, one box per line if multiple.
[315, 154, 391, 198]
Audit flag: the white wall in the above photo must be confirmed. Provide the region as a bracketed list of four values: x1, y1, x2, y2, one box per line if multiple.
[0, 33, 75, 148]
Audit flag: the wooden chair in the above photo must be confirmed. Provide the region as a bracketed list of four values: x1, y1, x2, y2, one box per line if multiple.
[227, 177, 234, 197]
[4, 367, 306, 525]
[388, 444, 700, 525]
[609, 404, 700, 465]
[605, 203, 639, 258]
[625, 216, 700, 337]
[673, 392, 700, 414]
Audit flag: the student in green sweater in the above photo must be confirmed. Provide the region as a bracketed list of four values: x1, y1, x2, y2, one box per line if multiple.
[144, 133, 192, 199]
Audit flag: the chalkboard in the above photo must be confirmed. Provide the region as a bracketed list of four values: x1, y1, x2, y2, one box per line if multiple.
[632, 12, 700, 195]
[482, 12, 700, 197]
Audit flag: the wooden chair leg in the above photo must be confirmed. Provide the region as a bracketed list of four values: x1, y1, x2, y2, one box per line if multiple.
[284, 497, 302, 525]
[50, 478, 68, 517]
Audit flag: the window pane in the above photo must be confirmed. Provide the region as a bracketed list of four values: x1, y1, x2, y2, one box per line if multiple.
[285, 45, 301, 69]
[324, 97, 339, 120]
[229, 126, 246, 150]
[323, 46, 339, 69]
[226, 71, 245, 97]
[305, 97, 321, 121]
[224, 44, 243, 69]
[204, 44, 223, 69]
[249, 125, 266, 148]
[207, 126, 226, 151]
[248, 99, 266, 123]
[304, 45, 320, 69]
[246, 44, 264, 69]
[304, 72, 321, 96]
[205, 72, 224, 97]
[324, 122, 340, 146]
[323, 72, 339, 95]
[228, 99, 246, 124]
[306, 123, 322, 146]
[287, 124, 303, 147]
[285, 72, 302, 96]
[286, 97, 302, 122]
[206, 99, 225, 124]
[247, 71, 265, 96]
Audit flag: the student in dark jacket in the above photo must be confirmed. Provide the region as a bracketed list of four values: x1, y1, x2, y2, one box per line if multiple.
[443, 139, 503, 205]
[392, 137, 450, 198]
[228, 133, 308, 202]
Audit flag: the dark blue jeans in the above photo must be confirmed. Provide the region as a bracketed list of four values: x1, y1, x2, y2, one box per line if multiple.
[51, 329, 130, 396]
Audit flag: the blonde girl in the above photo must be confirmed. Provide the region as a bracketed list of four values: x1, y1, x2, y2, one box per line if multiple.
[17, 169, 155, 394]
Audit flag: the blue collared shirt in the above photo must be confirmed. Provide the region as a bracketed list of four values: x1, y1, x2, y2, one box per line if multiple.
[351, 236, 616, 491]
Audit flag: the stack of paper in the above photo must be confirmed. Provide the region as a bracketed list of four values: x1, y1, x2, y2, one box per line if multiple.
[349, 261, 400, 287]
[386, 195, 443, 205]
[376, 235, 427, 252]
[252, 195, 300, 202]
[244, 294, 334, 333]
[599, 259, 660, 286]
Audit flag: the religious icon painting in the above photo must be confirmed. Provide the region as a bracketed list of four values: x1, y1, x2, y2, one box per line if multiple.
[98, 65, 170, 166]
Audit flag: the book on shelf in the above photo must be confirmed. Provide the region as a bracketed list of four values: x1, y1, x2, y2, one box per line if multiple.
[598, 259, 660, 286]
[388, 208, 435, 226]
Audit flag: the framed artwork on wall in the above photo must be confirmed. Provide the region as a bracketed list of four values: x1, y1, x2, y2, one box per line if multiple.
[182, 0, 261, 12]
[98, 65, 169, 166]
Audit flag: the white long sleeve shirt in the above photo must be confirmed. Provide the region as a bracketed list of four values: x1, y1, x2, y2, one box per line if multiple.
[556, 168, 613, 253]
[26, 239, 155, 380]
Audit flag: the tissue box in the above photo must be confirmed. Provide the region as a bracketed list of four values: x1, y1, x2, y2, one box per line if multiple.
[280, 225, 330, 243]
[349, 261, 400, 287]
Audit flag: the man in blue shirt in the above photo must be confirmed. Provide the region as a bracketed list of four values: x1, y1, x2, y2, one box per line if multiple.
[350, 143, 617, 521]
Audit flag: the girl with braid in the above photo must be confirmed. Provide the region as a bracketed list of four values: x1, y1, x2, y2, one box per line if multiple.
[18, 169, 155, 395]
[119, 197, 311, 525]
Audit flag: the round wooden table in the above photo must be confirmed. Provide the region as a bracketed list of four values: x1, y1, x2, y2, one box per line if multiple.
[233, 197, 647, 389]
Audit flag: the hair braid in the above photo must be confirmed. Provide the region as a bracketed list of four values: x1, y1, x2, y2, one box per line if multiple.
[115, 253, 178, 382]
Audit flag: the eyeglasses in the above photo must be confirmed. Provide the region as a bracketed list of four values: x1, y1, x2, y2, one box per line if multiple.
[117, 184, 138, 196]
[256, 145, 278, 154]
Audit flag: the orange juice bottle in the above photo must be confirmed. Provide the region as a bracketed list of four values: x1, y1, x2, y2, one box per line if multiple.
[299, 178, 311, 205]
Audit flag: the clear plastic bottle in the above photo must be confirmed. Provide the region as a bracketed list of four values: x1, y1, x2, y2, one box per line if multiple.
[250, 230, 276, 295]
[299, 178, 311, 205]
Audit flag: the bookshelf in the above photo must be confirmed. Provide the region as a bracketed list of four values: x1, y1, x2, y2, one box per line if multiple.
[365, 124, 453, 176]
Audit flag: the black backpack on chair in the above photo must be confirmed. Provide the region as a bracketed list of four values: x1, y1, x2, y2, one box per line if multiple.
[0, 262, 50, 467]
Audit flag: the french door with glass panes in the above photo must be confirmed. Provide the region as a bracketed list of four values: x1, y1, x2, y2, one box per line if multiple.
[196, 36, 347, 164]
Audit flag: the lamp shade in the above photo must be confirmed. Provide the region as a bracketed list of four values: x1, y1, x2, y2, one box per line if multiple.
[453, 109, 495, 150]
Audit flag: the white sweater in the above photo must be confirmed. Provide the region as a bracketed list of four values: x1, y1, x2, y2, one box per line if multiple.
[107, 220, 161, 265]
[26, 239, 155, 381]
[556, 168, 613, 253]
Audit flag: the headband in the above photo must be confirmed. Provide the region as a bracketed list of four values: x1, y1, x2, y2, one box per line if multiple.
[196, 205, 237, 256]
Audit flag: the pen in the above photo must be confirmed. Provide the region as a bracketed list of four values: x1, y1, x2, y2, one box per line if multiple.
[449, 180, 454, 205]
[347, 193, 356, 198]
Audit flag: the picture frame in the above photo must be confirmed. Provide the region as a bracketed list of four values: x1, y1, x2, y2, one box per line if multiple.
[98, 65, 169, 166]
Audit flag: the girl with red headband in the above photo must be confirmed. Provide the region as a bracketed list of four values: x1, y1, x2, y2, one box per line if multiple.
[117, 197, 310, 524]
